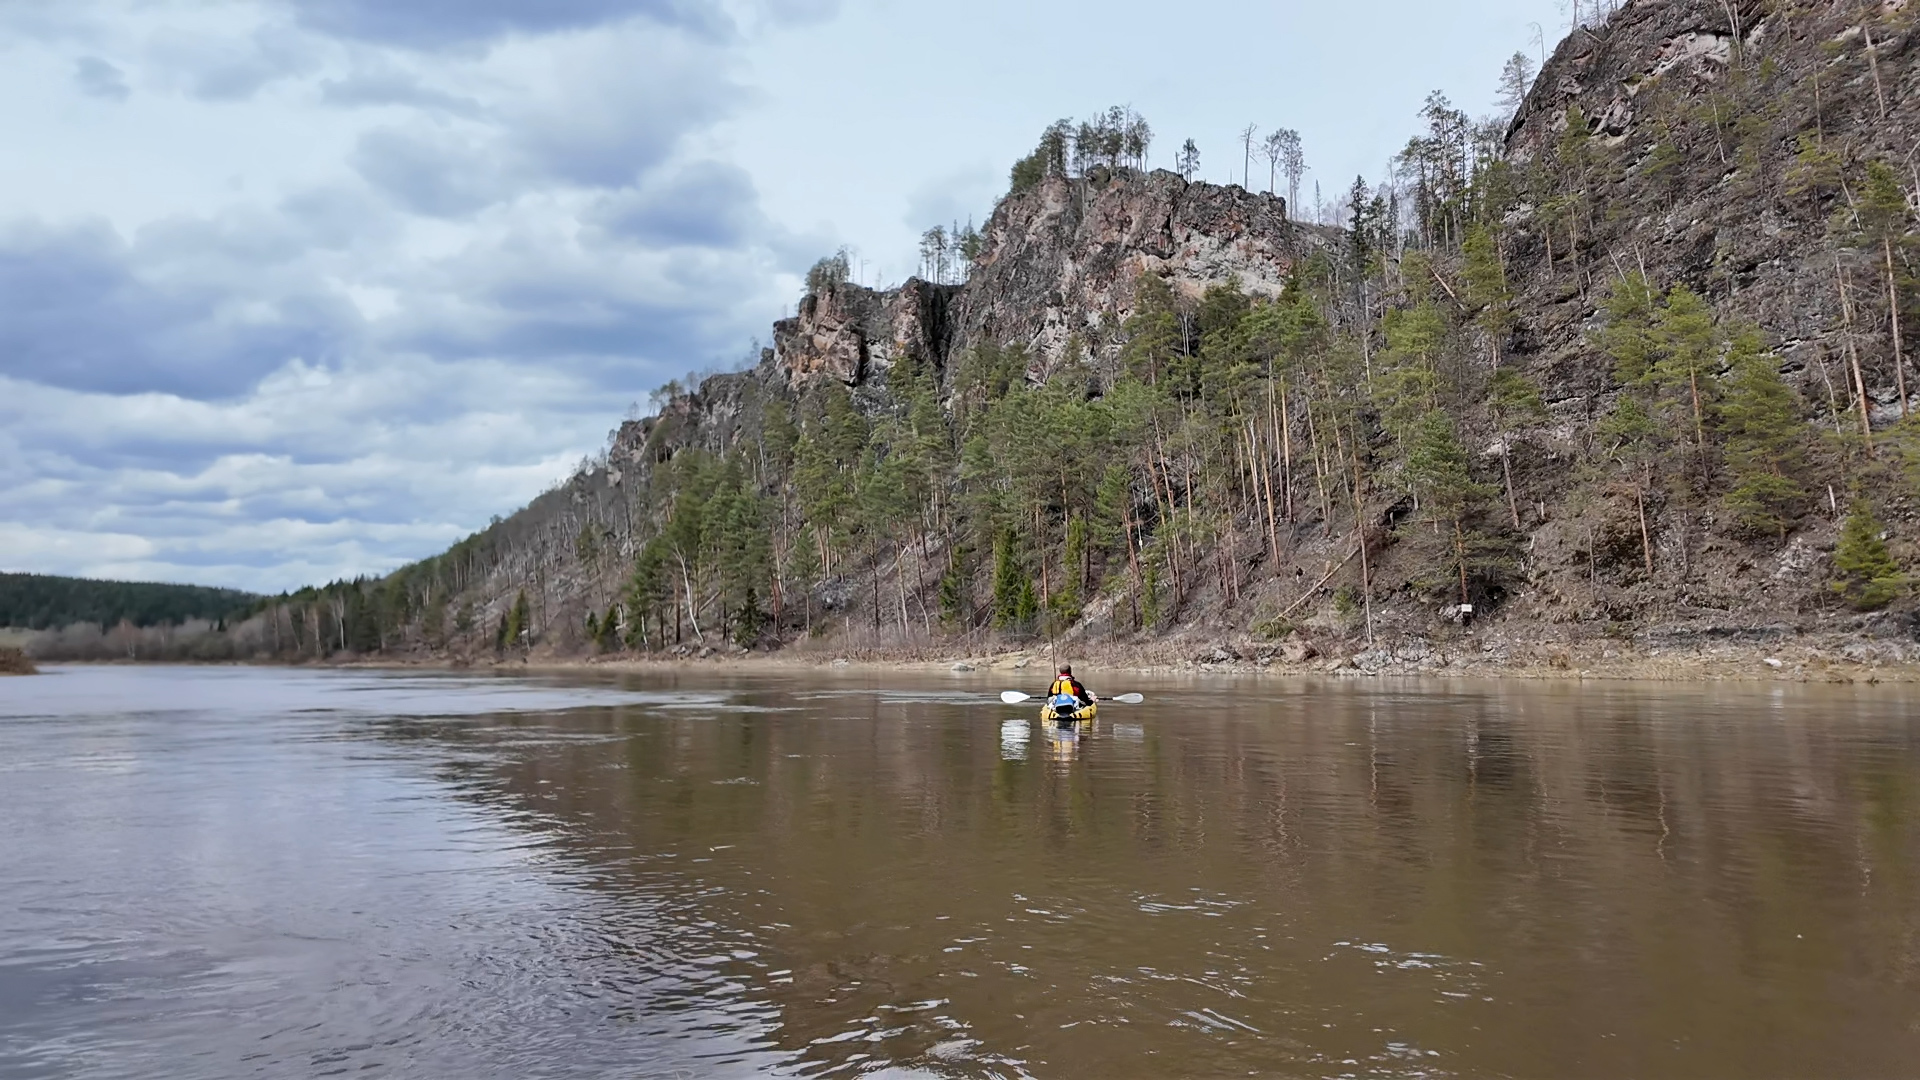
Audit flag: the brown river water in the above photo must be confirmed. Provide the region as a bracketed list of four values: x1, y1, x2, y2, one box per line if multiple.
[2, 665, 1918, 1079]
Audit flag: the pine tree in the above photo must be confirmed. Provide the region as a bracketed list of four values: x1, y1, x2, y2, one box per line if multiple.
[507, 590, 531, 652]
[1653, 285, 1720, 447]
[1489, 366, 1546, 528]
[1860, 160, 1912, 420]
[627, 540, 670, 649]
[1014, 577, 1040, 628]
[423, 588, 447, 647]
[1120, 273, 1183, 386]
[1716, 331, 1806, 537]
[1599, 273, 1661, 387]
[1831, 497, 1905, 610]
[454, 600, 475, 647]
[1783, 133, 1841, 215]
[1462, 224, 1513, 367]
[1403, 409, 1503, 604]
[991, 530, 1024, 629]
[733, 587, 764, 645]
[1496, 52, 1535, 120]
[938, 554, 968, 627]
[1377, 300, 1446, 440]
[783, 528, 820, 634]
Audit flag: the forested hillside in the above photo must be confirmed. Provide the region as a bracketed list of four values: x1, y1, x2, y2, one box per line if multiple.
[0, 573, 257, 631]
[74, 0, 1920, 671]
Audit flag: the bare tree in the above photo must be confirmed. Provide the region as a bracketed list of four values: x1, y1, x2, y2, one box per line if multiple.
[1239, 123, 1259, 188]
[1262, 130, 1284, 194]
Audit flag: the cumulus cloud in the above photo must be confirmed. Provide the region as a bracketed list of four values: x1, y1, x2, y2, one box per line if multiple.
[72, 56, 130, 100]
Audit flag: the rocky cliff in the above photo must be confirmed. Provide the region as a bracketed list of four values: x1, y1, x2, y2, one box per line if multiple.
[1503, 0, 1919, 420]
[767, 170, 1320, 388]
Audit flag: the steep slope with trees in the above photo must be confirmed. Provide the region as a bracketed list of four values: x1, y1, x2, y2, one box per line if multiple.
[129, 0, 1920, 672]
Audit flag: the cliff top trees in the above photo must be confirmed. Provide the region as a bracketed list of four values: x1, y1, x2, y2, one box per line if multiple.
[1496, 52, 1536, 122]
[806, 249, 850, 295]
[1263, 128, 1305, 216]
[1176, 139, 1200, 182]
[1009, 108, 1154, 197]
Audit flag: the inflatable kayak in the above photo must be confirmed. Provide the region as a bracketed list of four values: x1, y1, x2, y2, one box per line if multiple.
[1040, 694, 1098, 724]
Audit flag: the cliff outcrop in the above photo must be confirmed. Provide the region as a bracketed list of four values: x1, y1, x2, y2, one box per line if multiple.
[768, 170, 1322, 387]
[951, 170, 1318, 377]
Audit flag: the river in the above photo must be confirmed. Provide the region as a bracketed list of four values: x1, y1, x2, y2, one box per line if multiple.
[1, 665, 1917, 1078]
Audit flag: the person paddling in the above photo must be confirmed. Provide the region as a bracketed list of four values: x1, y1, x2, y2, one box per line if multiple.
[1046, 664, 1096, 708]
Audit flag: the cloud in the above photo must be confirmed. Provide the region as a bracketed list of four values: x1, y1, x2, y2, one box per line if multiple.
[350, 125, 508, 218]
[502, 31, 743, 188]
[73, 56, 129, 100]
[0, 219, 360, 399]
[1, 0, 816, 594]
[146, 25, 321, 102]
[591, 160, 763, 248]
[385, 219, 780, 381]
[318, 66, 485, 117]
[0, 358, 606, 591]
[285, 0, 725, 51]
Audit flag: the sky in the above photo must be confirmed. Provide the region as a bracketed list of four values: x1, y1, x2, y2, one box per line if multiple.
[0, 0, 1567, 595]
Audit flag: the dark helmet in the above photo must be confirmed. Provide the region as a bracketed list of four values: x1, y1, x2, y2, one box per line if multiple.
[1058, 664, 1072, 675]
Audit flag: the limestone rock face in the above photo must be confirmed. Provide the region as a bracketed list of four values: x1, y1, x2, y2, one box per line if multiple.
[772, 282, 880, 386]
[952, 170, 1319, 379]
[766, 169, 1325, 389]
[772, 278, 959, 387]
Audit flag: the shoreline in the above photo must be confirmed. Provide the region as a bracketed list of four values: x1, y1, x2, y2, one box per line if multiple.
[327, 634, 1920, 684]
[23, 628, 1919, 685]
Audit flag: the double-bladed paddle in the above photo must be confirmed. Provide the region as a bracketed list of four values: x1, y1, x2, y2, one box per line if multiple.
[1000, 691, 1143, 704]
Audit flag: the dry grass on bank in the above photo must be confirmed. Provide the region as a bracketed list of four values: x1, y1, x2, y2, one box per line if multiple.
[0, 646, 39, 675]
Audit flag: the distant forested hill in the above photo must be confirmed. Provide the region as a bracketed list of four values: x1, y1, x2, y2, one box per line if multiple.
[0, 573, 259, 630]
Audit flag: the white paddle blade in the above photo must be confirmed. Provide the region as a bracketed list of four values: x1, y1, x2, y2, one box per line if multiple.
[1111, 693, 1144, 704]
[1000, 691, 1032, 704]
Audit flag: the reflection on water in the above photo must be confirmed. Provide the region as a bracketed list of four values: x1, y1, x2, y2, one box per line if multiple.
[3, 666, 1920, 1079]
